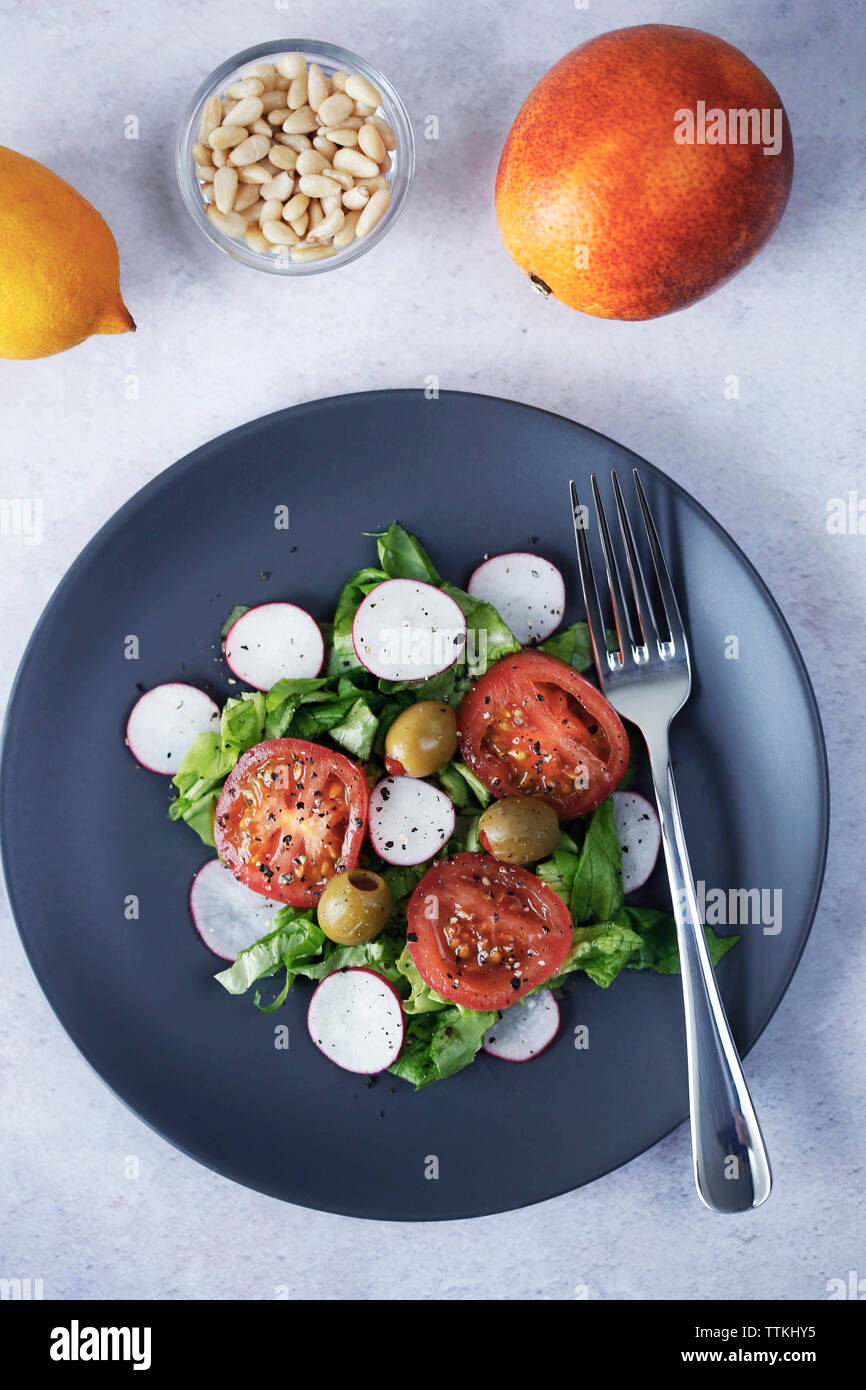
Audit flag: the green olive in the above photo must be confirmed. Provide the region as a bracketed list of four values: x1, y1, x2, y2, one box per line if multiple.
[317, 869, 392, 945]
[384, 700, 458, 778]
[478, 796, 561, 865]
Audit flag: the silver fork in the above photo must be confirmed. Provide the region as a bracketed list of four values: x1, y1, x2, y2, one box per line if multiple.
[570, 469, 772, 1212]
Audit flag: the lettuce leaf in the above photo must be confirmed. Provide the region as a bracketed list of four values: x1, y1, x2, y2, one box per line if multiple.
[571, 798, 625, 924]
[327, 565, 389, 677]
[553, 916, 645, 988]
[389, 1004, 496, 1088]
[623, 907, 741, 974]
[214, 908, 325, 1012]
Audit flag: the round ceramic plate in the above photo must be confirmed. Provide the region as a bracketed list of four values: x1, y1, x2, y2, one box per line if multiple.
[0, 391, 828, 1219]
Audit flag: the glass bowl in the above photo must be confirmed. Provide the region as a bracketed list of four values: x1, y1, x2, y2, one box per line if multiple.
[176, 39, 415, 275]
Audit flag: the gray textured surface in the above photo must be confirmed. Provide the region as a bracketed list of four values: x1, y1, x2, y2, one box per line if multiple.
[1, 0, 863, 1300]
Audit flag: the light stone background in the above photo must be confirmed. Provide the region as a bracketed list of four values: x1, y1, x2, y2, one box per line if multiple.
[1, 0, 863, 1301]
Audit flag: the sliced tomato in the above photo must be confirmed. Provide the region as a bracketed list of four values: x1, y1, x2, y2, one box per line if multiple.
[407, 851, 573, 1010]
[214, 738, 368, 907]
[458, 649, 628, 819]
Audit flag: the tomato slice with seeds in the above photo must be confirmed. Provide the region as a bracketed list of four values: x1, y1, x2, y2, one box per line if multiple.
[458, 649, 629, 819]
[214, 737, 368, 908]
[407, 851, 573, 1010]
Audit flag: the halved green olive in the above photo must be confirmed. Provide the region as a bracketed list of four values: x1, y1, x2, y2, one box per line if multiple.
[384, 700, 458, 778]
[478, 796, 561, 865]
[317, 869, 393, 945]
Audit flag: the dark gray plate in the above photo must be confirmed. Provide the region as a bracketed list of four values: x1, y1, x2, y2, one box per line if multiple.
[0, 391, 828, 1219]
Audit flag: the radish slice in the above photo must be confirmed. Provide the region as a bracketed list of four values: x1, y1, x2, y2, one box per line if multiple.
[307, 968, 405, 1074]
[612, 790, 661, 892]
[369, 776, 455, 866]
[190, 858, 277, 960]
[224, 602, 324, 690]
[126, 682, 220, 774]
[468, 552, 565, 645]
[483, 990, 561, 1062]
[352, 579, 467, 681]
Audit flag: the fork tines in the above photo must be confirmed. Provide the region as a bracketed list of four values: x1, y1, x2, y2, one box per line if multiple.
[570, 469, 686, 676]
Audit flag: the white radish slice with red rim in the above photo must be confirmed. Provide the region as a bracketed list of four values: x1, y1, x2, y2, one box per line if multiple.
[369, 775, 455, 866]
[467, 552, 565, 645]
[352, 578, 467, 681]
[224, 602, 324, 690]
[612, 790, 661, 892]
[126, 682, 220, 774]
[307, 967, 405, 1074]
[483, 990, 561, 1062]
[190, 858, 277, 960]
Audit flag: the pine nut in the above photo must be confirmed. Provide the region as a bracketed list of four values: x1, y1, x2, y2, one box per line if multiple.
[365, 114, 397, 150]
[243, 63, 277, 81]
[213, 165, 239, 213]
[298, 173, 340, 198]
[317, 92, 354, 127]
[260, 198, 284, 224]
[233, 183, 261, 211]
[332, 208, 358, 247]
[200, 181, 214, 201]
[333, 208, 361, 246]
[324, 166, 354, 191]
[307, 62, 330, 110]
[227, 78, 264, 99]
[309, 200, 324, 230]
[245, 227, 271, 253]
[211, 148, 227, 167]
[322, 126, 358, 147]
[229, 134, 272, 166]
[251, 119, 273, 137]
[198, 95, 223, 143]
[268, 144, 298, 171]
[275, 52, 306, 80]
[289, 211, 309, 237]
[345, 74, 382, 108]
[296, 149, 330, 176]
[287, 73, 308, 110]
[237, 161, 276, 184]
[282, 191, 310, 222]
[195, 163, 213, 182]
[276, 132, 312, 152]
[313, 135, 338, 161]
[240, 200, 265, 225]
[225, 96, 264, 128]
[260, 89, 289, 112]
[364, 174, 390, 190]
[282, 105, 318, 134]
[358, 123, 386, 163]
[321, 194, 340, 215]
[210, 125, 248, 150]
[355, 187, 390, 237]
[206, 205, 246, 238]
[192, 143, 213, 167]
[262, 219, 299, 245]
[261, 170, 294, 201]
[330, 71, 349, 92]
[353, 101, 377, 118]
[342, 184, 371, 210]
[290, 245, 337, 262]
[313, 206, 345, 240]
[333, 148, 379, 178]
[267, 109, 291, 126]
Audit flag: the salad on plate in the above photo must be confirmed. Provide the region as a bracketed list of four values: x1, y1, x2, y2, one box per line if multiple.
[126, 523, 738, 1087]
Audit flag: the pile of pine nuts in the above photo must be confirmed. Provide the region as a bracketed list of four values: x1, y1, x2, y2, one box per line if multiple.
[192, 54, 397, 263]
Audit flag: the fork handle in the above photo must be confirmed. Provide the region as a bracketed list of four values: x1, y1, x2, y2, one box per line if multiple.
[645, 727, 772, 1212]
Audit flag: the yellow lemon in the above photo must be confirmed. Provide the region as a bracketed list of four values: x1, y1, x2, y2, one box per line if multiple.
[0, 146, 135, 359]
